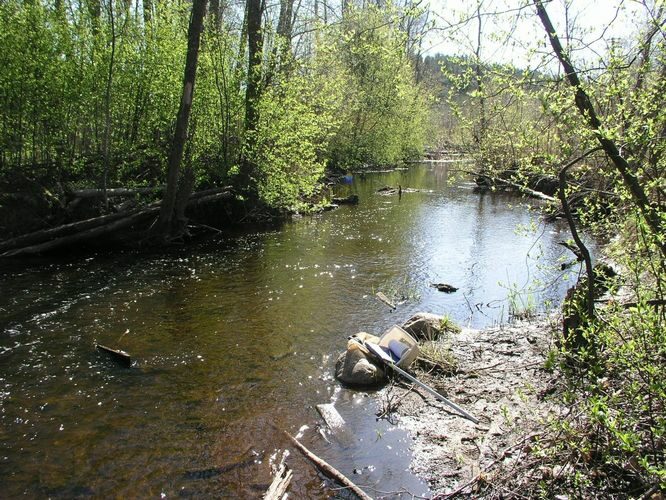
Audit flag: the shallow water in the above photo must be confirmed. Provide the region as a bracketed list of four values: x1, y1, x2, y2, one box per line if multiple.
[0, 164, 590, 497]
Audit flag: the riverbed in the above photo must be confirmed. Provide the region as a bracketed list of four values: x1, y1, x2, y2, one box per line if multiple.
[0, 164, 589, 497]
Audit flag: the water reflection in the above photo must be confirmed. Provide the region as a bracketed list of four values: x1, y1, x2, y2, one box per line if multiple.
[0, 164, 590, 497]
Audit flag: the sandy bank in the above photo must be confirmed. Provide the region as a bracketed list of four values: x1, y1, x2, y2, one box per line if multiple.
[386, 316, 566, 497]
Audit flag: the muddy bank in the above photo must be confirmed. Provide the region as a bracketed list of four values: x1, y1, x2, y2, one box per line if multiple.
[387, 315, 564, 497]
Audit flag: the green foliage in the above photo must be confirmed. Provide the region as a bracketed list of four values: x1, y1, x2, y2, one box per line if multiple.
[248, 58, 344, 210]
[0, 0, 189, 186]
[419, 340, 458, 373]
[0, 0, 432, 219]
[426, 6, 665, 495]
[323, 5, 430, 169]
[556, 256, 666, 491]
[439, 314, 462, 334]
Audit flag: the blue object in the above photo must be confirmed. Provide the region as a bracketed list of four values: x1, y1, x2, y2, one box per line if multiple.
[388, 340, 410, 362]
[341, 174, 353, 185]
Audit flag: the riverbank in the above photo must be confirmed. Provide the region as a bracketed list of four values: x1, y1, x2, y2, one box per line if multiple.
[389, 315, 564, 497]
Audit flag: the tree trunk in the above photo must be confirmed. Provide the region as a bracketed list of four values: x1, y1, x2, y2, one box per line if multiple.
[102, 0, 116, 209]
[558, 149, 602, 322]
[210, 0, 222, 28]
[473, 1, 487, 161]
[277, 0, 294, 42]
[238, 0, 264, 193]
[153, 0, 207, 241]
[245, 0, 263, 132]
[534, 0, 666, 260]
[143, 0, 152, 23]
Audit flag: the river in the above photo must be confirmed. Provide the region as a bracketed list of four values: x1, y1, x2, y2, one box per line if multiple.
[0, 163, 589, 498]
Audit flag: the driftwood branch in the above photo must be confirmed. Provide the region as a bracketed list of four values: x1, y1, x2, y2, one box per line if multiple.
[492, 176, 557, 202]
[471, 170, 557, 202]
[558, 240, 583, 261]
[264, 462, 292, 500]
[284, 431, 373, 500]
[376, 292, 396, 310]
[96, 344, 131, 367]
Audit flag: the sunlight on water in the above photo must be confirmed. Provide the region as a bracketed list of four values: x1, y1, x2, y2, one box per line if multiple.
[0, 164, 592, 497]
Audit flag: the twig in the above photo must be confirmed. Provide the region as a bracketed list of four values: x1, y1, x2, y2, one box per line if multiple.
[188, 221, 223, 234]
[376, 382, 416, 420]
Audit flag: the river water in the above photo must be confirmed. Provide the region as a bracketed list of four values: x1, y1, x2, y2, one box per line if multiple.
[0, 164, 588, 498]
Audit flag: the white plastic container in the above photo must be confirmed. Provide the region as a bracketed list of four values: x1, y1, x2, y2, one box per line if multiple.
[378, 325, 420, 368]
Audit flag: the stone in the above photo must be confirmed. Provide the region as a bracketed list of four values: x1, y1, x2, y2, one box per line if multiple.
[402, 312, 445, 341]
[334, 333, 386, 386]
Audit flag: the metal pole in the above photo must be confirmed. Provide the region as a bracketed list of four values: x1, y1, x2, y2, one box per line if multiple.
[386, 362, 479, 424]
[352, 338, 480, 424]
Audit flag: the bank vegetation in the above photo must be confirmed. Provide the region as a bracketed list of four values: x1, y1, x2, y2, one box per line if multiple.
[413, 1, 665, 497]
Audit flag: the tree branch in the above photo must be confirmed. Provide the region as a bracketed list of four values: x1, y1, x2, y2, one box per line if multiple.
[534, 0, 666, 260]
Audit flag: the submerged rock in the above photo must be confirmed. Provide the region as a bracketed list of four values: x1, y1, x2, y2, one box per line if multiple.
[334, 332, 386, 386]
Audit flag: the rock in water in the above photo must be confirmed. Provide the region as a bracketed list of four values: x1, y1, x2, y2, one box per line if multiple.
[334, 333, 386, 386]
[431, 283, 458, 293]
[316, 404, 345, 430]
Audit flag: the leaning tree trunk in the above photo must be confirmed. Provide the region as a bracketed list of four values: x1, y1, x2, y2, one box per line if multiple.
[153, 0, 207, 241]
[534, 0, 666, 260]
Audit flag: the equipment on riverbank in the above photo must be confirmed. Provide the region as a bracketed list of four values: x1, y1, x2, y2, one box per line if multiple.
[351, 326, 480, 424]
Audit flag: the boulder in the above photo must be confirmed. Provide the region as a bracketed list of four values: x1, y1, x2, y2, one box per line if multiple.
[334, 332, 386, 387]
[402, 312, 445, 341]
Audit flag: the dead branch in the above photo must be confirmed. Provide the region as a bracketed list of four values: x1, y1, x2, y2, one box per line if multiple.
[264, 462, 292, 500]
[283, 431, 373, 500]
[469, 170, 557, 202]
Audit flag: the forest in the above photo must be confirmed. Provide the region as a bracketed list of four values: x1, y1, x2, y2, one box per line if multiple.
[0, 0, 665, 497]
[0, 0, 430, 244]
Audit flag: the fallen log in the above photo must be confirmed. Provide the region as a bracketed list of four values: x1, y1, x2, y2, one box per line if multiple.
[70, 186, 164, 199]
[284, 431, 372, 500]
[0, 188, 233, 257]
[2, 206, 160, 257]
[96, 344, 131, 367]
[0, 207, 144, 253]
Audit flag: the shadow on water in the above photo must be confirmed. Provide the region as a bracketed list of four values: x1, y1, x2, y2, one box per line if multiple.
[0, 163, 593, 497]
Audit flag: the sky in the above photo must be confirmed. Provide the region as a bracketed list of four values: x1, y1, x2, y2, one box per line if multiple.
[422, 0, 649, 69]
